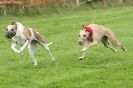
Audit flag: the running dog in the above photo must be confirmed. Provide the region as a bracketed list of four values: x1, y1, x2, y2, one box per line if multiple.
[5, 22, 55, 66]
[78, 24, 127, 59]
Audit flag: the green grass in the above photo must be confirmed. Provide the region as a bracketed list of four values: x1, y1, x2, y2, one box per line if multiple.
[0, 6, 133, 88]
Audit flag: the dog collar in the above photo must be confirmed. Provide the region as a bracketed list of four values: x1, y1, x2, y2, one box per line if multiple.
[84, 26, 93, 37]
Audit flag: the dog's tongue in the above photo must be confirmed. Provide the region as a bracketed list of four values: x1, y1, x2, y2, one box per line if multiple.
[84, 26, 93, 37]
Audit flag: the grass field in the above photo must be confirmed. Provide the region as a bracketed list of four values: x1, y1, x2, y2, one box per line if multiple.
[0, 6, 133, 88]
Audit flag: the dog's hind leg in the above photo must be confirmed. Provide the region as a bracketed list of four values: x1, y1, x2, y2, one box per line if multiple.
[28, 41, 37, 66]
[106, 29, 127, 52]
[118, 44, 127, 52]
[102, 36, 117, 52]
[41, 43, 55, 61]
[121, 45, 127, 52]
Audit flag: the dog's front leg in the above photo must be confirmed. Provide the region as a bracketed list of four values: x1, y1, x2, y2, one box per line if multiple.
[80, 51, 88, 60]
[11, 42, 21, 53]
[20, 40, 30, 53]
[80, 41, 89, 59]
[82, 41, 97, 52]
[82, 41, 89, 52]
[80, 41, 97, 59]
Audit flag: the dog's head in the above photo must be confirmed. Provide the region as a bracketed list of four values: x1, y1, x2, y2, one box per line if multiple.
[78, 25, 92, 45]
[5, 22, 18, 39]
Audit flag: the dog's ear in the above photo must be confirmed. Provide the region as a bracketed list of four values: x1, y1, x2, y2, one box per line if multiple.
[82, 25, 85, 30]
[10, 22, 16, 25]
[10, 22, 17, 30]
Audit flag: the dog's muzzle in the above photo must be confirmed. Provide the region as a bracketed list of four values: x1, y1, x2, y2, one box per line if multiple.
[5, 31, 16, 39]
[78, 41, 82, 45]
[78, 37, 86, 45]
[78, 39, 85, 45]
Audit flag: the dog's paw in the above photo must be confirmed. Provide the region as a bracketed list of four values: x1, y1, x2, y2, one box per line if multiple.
[79, 56, 84, 60]
[113, 49, 117, 52]
[114, 50, 118, 52]
[34, 62, 37, 66]
[124, 49, 127, 52]
[82, 48, 87, 52]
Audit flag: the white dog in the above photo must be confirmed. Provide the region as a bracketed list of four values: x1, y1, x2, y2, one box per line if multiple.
[78, 24, 127, 60]
[5, 22, 55, 66]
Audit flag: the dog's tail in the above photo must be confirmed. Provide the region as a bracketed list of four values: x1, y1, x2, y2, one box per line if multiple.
[47, 42, 53, 46]
[106, 29, 127, 51]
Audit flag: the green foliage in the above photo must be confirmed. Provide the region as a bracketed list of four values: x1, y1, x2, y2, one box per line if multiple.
[0, 6, 133, 88]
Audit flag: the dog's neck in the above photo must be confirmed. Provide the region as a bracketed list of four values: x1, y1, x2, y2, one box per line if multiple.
[16, 22, 24, 37]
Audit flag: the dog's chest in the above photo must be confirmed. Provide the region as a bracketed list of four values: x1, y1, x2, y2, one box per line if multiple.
[12, 37, 25, 46]
[20, 34, 27, 40]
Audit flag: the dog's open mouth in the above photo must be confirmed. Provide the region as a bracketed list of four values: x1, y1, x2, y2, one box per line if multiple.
[5, 32, 16, 39]
[79, 40, 85, 45]
[79, 42, 82, 45]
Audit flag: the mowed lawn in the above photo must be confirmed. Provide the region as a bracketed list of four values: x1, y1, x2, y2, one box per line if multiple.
[0, 6, 133, 88]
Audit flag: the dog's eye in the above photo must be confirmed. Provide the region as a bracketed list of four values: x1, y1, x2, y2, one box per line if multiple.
[83, 35, 86, 37]
[11, 29, 14, 31]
